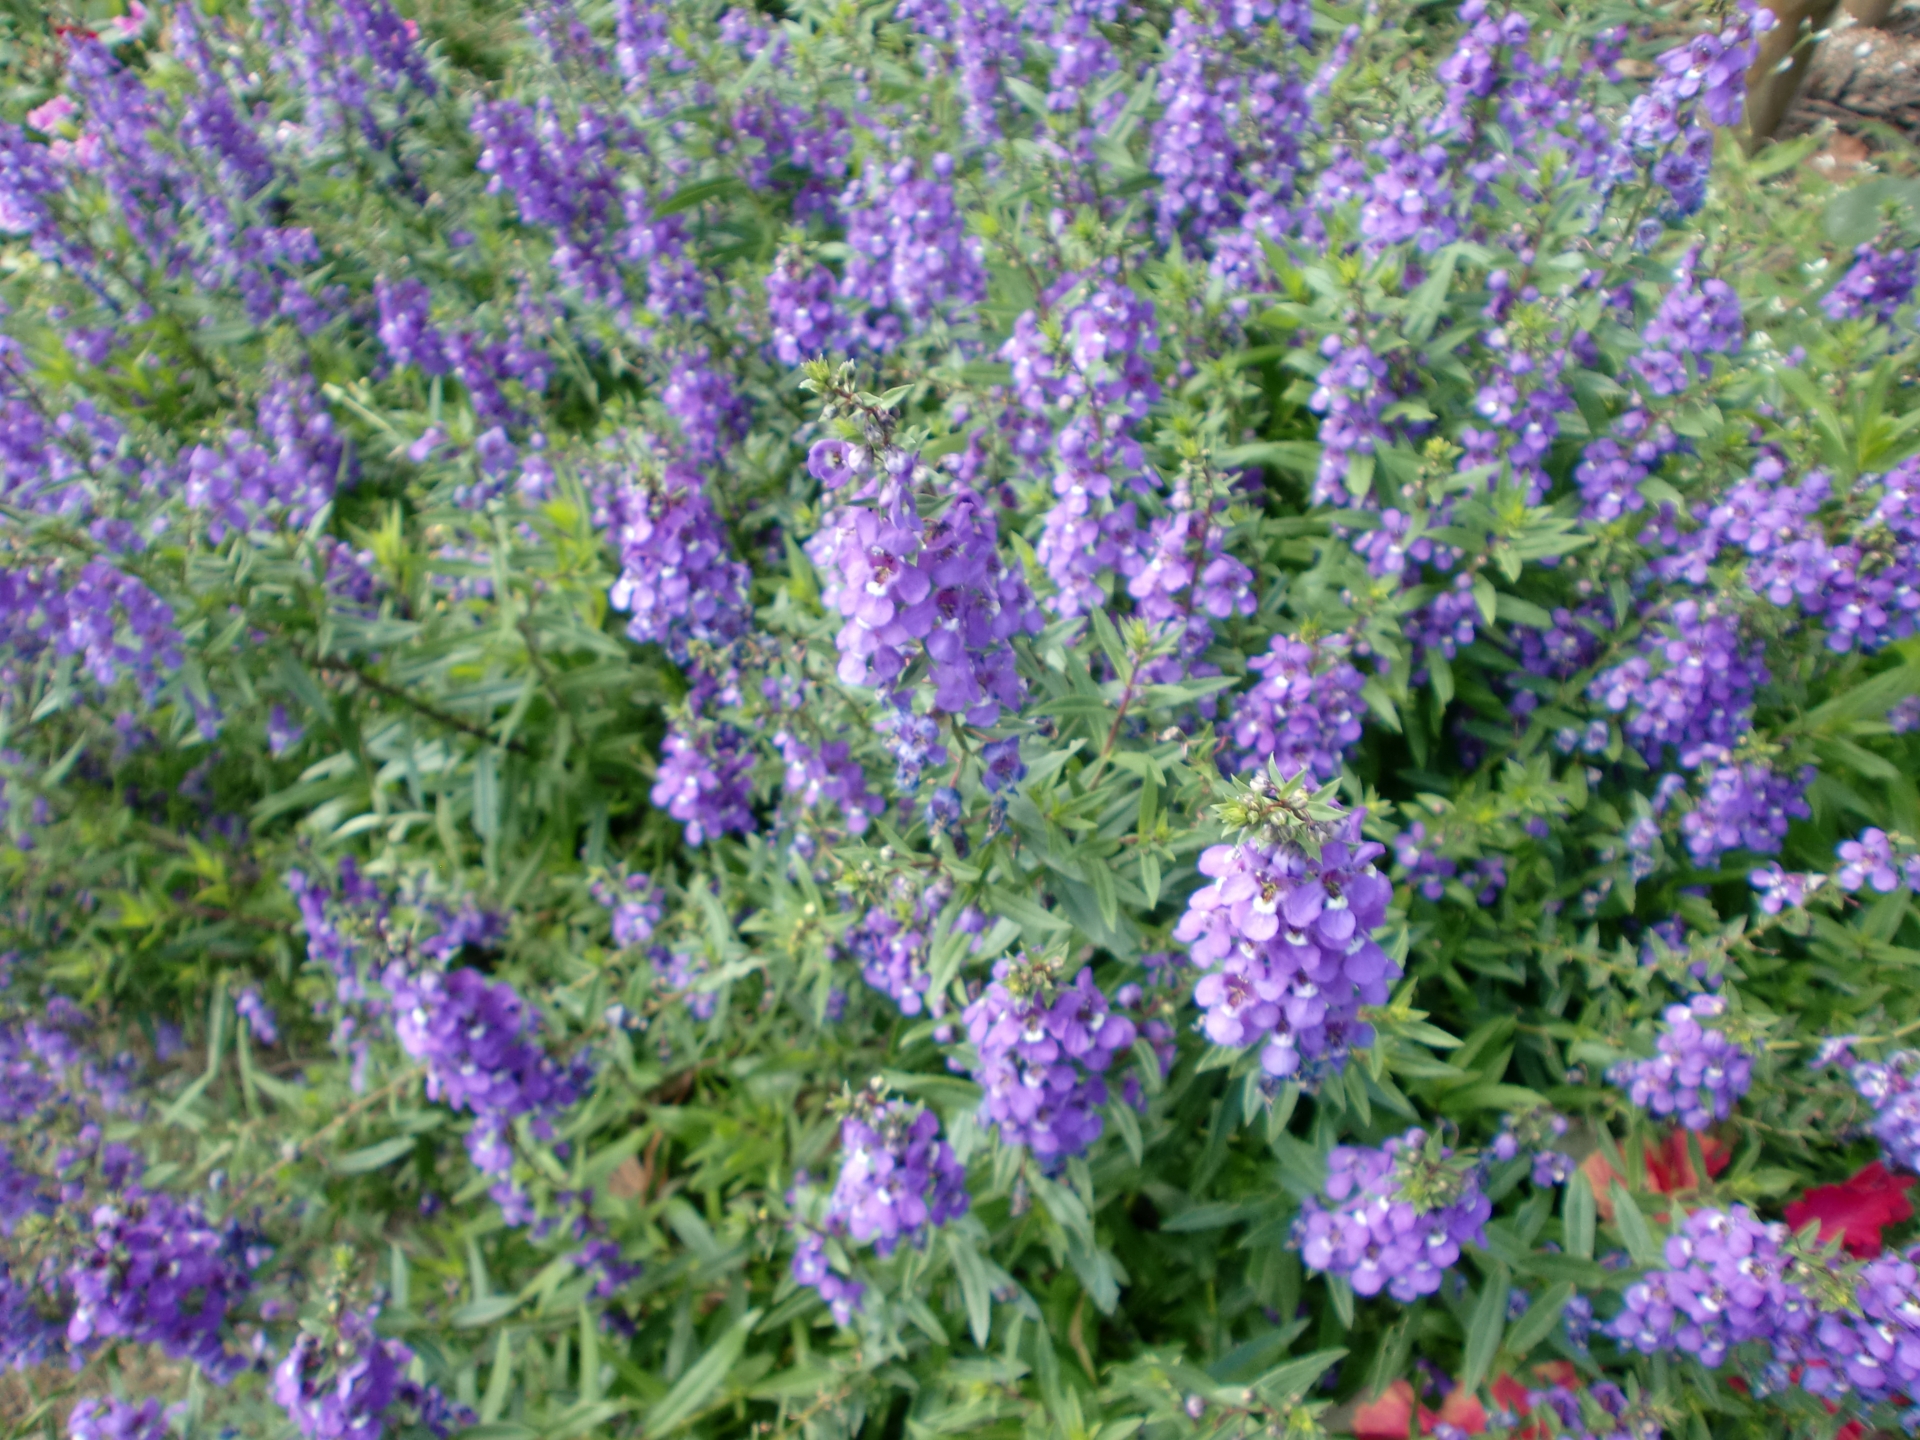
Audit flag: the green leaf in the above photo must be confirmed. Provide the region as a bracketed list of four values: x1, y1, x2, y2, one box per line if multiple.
[479, 1330, 513, 1424]
[1110, 1095, 1144, 1167]
[1472, 575, 1498, 628]
[1458, 1262, 1510, 1395]
[644, 1309, 762, 1434]
[1610, 1183, 1662, 1268]
[1325, 1274, 1355, 1330]
[1251, 1347, 1347, 1404]
[450, 1296, 520, 1328]
[332, 1136, 417, 1174]
[652, 176, 748, 216]
[947, 1232, 994, 1348]
[1504, 1281, 1573, 1360]
[1089, 606, 1131, 679]
[472, 748, 501, 840]
[1565, 1171, 1596, 1260]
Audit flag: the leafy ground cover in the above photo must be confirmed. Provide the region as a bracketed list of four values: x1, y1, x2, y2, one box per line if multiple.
[4, 0, 1920, 1438]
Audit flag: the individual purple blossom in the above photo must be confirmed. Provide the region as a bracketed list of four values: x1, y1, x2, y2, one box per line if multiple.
[789, 1234, 864, 1325]
[267, 705, 304, 758]
[975, 735, 1024, 793]
[1294, 1128, 1492, 1302]
[1609, 993, 1752, 1131]
[963, 954, 1138, 1162]
[1835, 827, 1917, 894]
[1175, 801, 1396, 1080]
[591, 869, 662, 948]
[1889, 696, 1920, 734]
[651, 720, 755, 847]
[1749, 864, 1825, 914]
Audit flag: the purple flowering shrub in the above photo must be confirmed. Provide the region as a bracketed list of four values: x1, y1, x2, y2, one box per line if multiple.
[7, 0, 1920, 1436]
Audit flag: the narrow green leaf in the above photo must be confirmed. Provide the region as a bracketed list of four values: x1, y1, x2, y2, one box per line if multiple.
[1458, 1262, 1510, 1395]
[1111, 1095, 1144, 1167]
[332, 1136, 416, 1174]
[1504, 1281, 1573, 1360]
[1326, 1274, 1355, 1330]
[1252, 1347, 1347, 1404]
[1565, 1171, 1596, 1260]
[947, 1232, 993, 1348]
[480, 1330, 513, 1424]
[644, 1308, 761, 1434]
[1610, 1183, 1662, 1268]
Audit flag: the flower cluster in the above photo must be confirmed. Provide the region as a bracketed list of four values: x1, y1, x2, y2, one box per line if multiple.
[805, 438, 1041, 723]
[962, 955, 1138, 1162]
[387, 965, 591, 1181]
[606, 452, 752, 664]
[1227, 634, 1367, 781]
[1609, 994, 1753, 1132]
[790, 1094, 968, 1324]
[68, 1398, 172, 1440]
[1851, 1051, 1920, 1177]
[1611, 1204, 1920, 1412]
[1175, 800, 1397, 1080]
[64, 1188, 265, 1383]
[1295, 1129, 1492, 1302]
[273, 1306, 467, 1440]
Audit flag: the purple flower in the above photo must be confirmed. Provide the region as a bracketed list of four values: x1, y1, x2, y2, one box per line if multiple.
[963, 955, 1138, 1162]
[274, 1307, 467, 1440]
[839, 157, 984, 339]
[235, 987, 278, 1046]
[1677, 758, 1811, 868]
[1824, 242, 1919, 324]
[606, 447, 752, 664]
[1608, 993, 1752, 1131]
[68, 1397, 171, 1440]
[267, 705, 304, 758]
[64, 1188, 263, 1382]
[1294, 1128, 1491, 1302]
[387, 965, 591, 1179]
[1749, 863, 1824, 914]
[651, 720, 755, 847]
[1174, 803, 1397, 1080]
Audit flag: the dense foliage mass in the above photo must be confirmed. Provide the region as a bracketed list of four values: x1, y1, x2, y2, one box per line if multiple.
[6, 0, 1920, 1436]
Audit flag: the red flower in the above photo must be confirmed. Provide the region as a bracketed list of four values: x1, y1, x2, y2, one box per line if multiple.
[1581, 1131, 1730, 1224]
[1350, 1380, 1417, 1438]
[1784, 1161, 1916, 1258]
[1348, 1379, 1488, 1437]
